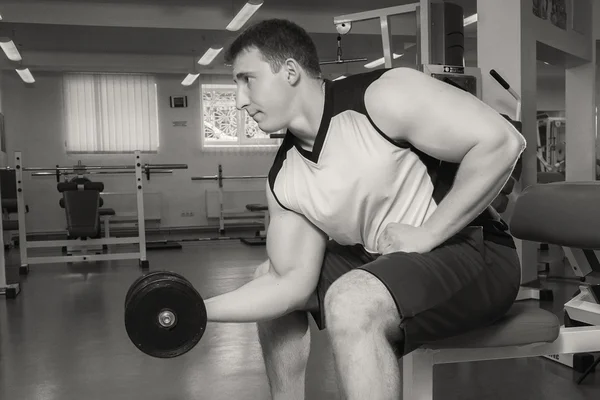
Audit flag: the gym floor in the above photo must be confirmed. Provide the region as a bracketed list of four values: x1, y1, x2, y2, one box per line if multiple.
[1, 238, 599, 400]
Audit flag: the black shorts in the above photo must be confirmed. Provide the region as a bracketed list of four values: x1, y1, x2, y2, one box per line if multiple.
[309, 225, 521, 356]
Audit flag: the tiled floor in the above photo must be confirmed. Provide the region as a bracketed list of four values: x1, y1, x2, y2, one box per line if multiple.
[1, 239, 598, 399]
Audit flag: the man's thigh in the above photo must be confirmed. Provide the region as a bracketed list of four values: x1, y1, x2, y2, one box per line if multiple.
[358, 226, 521, 356]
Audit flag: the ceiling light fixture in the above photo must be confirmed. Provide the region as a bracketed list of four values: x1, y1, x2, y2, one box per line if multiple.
[463, 13, 478, 26]
[198, 47, 223, 66]
[16, 68, 34, 84]
[226, 0, 263, 31]
[0, 37, 22, 61]
[182, 73, 200, 86]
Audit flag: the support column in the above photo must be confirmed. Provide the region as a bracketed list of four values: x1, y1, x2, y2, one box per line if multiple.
[565, 59, 596, 181]
[477, 0, 538, 285]
[564, 1, 597, 182]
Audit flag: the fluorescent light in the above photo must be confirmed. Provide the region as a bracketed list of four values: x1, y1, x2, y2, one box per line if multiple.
[181, 73, 200, 86]
[464, 13, 477, 26]
[16, 68, 34, 84]
[0, 38, 22, 61]
[364, 53, 403, 69]
[198, 47, 223, 66]
[226, 1, 263, 31]
[333, 75, 347, 81]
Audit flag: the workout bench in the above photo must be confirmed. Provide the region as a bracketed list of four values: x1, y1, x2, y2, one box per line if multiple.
[403, 181, 600, 399]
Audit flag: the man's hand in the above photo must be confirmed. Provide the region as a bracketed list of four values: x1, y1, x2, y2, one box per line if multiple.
[376, 223, 439, 255]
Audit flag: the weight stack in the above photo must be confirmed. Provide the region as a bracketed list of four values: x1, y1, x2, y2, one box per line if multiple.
[416, 2, 465, 67]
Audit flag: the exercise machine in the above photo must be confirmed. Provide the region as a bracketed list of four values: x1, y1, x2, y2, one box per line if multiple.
[537, 114, 566, 173]
[10, 151, 187, 274]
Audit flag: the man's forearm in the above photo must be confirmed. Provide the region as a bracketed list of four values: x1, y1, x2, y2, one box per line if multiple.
[422, 139, 523, 246]
[204, 272, 305, 323]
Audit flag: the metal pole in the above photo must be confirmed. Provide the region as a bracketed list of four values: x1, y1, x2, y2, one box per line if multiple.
[191, 175, 267, 180]
[419, 0, 432, 66]
[380, 15, 393, 68]
[218, 165, 225, 234]
[22, 163, 187, 172]
[146, 164, 188, 170]
[15, 152, 28, 273]
[134, 151, 147, 265]
[31, 170, 175, 177]
[333, 3, 419, 24]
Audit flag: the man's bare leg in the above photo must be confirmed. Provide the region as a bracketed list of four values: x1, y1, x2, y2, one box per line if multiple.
[254, 261, 317, 400]
[324, 270, 403, 400]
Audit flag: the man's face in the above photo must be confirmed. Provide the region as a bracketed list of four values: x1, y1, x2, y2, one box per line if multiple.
[232, 47, 292, 133]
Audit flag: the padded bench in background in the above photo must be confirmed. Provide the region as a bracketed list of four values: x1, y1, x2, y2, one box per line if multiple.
[402, 181, 600, 400]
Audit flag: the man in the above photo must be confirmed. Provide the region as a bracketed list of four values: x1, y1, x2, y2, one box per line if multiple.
[203, 19, 525, 400]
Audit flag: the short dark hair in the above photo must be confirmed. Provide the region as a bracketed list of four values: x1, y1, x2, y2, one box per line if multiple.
[224, 19, 322, 79]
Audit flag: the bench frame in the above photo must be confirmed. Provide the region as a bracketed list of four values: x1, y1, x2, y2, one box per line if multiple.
[403, 325, 600, 399]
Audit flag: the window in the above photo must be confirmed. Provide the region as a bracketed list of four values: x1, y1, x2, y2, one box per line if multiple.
[200, 84, 281, 150]
[63, 73, 159, 153]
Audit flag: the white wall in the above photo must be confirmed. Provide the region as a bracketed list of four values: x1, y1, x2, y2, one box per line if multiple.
[1, 71, 276, 233]
[537, 76, 566, 111]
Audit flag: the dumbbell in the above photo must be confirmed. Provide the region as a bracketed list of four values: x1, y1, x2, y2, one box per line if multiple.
[124, 271, 207, 358]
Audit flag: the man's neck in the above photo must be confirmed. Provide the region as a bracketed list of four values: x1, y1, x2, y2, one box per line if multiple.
[287, 79, 326, 151]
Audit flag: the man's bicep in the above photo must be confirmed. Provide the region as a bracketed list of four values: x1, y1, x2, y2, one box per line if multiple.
[265, 184, 328, 293]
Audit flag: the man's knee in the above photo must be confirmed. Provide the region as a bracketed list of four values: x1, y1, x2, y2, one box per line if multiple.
[324, 270, 400, 334]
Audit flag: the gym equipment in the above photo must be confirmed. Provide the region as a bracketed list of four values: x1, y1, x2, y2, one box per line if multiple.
[124, 271, 207, 358]
[146, 241, 182, 251]
[333, 1, 466, 69]
[32, 168, 177, 181]
[192, 164, 267, 235]
[146, 234, 266, 249]
[403, 181, 600, 399]
[319, 34, 367, 65]
[239, 203, 268, 246]
[536, 114, 566, 173]
[0, 170, 21, 298]
[0, 216, 20, 299]
[486, 69, 555, 304]
[58, 178, 104, 239]
[10, 151, 187, 275]
[1, 168, 26, 249]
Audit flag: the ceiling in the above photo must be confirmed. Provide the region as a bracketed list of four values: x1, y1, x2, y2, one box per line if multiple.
[0, 0, 571, 80]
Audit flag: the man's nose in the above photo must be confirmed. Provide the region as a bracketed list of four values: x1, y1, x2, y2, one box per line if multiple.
[236, 87, 250, 111]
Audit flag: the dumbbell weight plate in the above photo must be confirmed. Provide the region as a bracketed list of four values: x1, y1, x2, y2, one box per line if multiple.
[125, 271, 207, 358]
[125, 270, 166, 308]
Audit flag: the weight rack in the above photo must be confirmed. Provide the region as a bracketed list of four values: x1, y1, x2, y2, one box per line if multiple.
[12, 151, 187, 275]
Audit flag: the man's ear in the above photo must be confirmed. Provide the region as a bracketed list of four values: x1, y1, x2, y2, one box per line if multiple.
[283, 58, 302, 86]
